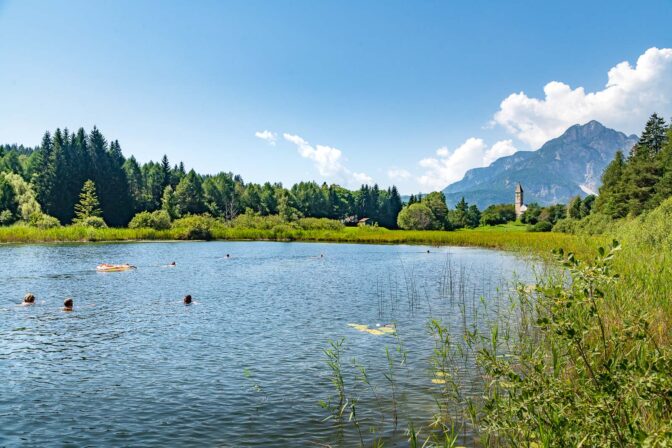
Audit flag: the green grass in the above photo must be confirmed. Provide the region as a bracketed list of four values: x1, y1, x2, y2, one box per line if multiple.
[0, 223, 601, 261]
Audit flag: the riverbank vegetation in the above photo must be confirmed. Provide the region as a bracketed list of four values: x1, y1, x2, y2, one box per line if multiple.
[313, 115, 672, 446]
[0, 216, 598, 258]
[318, 196, 672, 446]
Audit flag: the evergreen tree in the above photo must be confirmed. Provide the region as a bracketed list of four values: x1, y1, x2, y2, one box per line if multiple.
[74, 180, 102, 221]
[596, 151, 627, 218]
[124, 156, 144, 212]
[174, 170, 206, 216]
[31, 131, 56, 213]
[161, 155, 171, 190]
[638, 113, 668, 154]
[102, 139, 133, 226]
[448, 197, 470, 229]
[465, 204, 481, 228]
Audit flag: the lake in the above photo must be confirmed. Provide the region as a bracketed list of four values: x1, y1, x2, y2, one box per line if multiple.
[0, 241, 533, 447]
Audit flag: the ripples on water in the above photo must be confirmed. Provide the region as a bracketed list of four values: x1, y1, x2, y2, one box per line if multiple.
[0, 241, 533, 447]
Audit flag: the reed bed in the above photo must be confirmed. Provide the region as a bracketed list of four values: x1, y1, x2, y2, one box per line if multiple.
[0, 223, 601, 262]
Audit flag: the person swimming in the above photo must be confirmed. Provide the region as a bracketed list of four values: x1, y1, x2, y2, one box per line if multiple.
[170, 261, 176, 266]
[22, 293, 35, 305]
[63, 298, 74, 311]
[225, 254, 230, 259]
[183, 294, 192, 305]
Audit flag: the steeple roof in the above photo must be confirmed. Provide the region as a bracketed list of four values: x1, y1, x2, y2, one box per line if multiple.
[515, 183, 523, 193]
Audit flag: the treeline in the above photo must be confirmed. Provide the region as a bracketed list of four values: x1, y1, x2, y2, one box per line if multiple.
[556, 113, 672, 233]
[0, 127, 403, 228]
[398, 193, 482, 230]
[596, 113, 671, 217]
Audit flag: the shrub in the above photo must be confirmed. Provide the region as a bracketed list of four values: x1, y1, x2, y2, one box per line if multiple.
[473, 242, 672, 446]
[0, 210, 16, 226]
[172, 214, 218, 240]
[77, 216, 107, 228]
[128, 210, 171, 230]
[552, 218, 577, 233]
[397, 203, 440, 230]
[619, 196, 672, 251]
[30, 213, 61, 229]
[480, 204, 516, 226]
[230, 214, 285, 230]
[295, 217, 343, 231]
[528, 220, 553, 232]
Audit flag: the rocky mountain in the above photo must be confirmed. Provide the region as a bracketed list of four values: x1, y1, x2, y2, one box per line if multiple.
[442, 121, 638, 209]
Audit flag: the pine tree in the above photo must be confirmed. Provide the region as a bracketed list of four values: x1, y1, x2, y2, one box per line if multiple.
[31, 131, 55, 211]
[74, 180, 102, 221]
[638, 113, 668, 155]
[161, 155, 171, 190]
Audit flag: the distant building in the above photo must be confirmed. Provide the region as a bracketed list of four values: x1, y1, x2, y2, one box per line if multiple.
[515, 183, 527, 219]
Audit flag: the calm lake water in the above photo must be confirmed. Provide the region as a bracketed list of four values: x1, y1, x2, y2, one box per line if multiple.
[0, 241, 533, 447]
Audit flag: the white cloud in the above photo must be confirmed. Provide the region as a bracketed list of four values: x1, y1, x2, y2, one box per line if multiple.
[417, 138, 518, 191]
[493, 47, 672, 147]
[282, 133, 372, 188]
[483, 139, 517, 166]
[387, 168, 411, 180]
[255, 130, 277, 145]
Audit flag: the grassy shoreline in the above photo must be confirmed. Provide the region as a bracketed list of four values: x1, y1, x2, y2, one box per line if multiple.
[0, 223, 602, 259]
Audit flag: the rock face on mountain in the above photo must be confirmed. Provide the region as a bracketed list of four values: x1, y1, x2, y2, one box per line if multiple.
[442, 121, 638, 209]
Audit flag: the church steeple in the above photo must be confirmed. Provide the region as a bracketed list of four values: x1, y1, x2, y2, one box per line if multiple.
[514, 183, 525, 218]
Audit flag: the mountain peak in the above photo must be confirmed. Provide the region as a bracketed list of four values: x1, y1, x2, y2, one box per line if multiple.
[442, 121, 639, 208]
[556, 120, 609, 143]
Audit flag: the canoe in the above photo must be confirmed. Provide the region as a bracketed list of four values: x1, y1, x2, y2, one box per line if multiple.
[96, 264, 136, 272]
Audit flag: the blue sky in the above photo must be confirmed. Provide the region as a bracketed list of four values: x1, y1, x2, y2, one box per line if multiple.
[1, 0, 671, 193]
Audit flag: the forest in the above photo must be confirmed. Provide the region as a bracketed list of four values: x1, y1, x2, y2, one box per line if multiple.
[1, 113, 670, 236]
[0, 127, 404, 228]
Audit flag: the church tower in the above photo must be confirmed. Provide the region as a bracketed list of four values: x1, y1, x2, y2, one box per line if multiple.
[514, 183, 525, 219]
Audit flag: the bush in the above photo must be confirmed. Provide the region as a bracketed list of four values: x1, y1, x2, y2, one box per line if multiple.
[230, 214, 285, 230]
[480, 204, 516, 226]
[77, 216, 108, 228]
[0, 210, 16, 226]
[556, 213, 618, 235]
[528, 220, 553, 232]
[397, 203, 440, 230]
[128, 210, 171, 230]
[172, 214, 218, 240]
[552, 218, 577, 233]
[295, 217, 343, 231]
[30, 213, 61, 229]
[619, 196, 672, 251]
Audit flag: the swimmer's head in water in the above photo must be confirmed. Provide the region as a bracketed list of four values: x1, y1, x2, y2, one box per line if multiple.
[63, 298, 73, 309]
[226, 254, 230, 258]
[183, 295, 192, 304]
[23, 293, 35, 304]
[170, 261, 176, 266]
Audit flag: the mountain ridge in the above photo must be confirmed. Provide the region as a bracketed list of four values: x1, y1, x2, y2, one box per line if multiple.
[442, 121, 638, 209]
